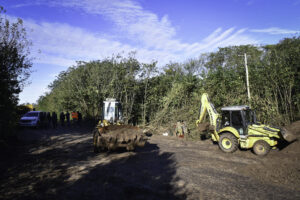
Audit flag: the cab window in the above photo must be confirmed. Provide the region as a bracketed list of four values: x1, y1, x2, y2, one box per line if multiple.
[231, 111, 243, 126]
[244, 110, 255, 125]
[221, 111, 230, 127]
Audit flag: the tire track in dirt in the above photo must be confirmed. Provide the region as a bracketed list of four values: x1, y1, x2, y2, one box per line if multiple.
[150, 135, 300, 199]
[0, 125, 299, 200]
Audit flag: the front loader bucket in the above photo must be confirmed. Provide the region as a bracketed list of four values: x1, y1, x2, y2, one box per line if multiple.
[94, 125, 147, 152]
[197, 122, 210, 132]
[281, 128, 297, 142]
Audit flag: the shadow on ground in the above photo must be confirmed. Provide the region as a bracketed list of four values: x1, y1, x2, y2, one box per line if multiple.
[0, 125, 187, 200]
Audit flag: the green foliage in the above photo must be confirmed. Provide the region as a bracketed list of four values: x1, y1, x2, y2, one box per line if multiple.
[37, 54, 148, 123]
[0, 7, 32, 139]
[38, 37, 300, 132]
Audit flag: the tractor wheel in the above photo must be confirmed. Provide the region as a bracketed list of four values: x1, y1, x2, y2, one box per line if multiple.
[126, 142, 135, 151]
[93, 130, 100, 153]
[219, 133, 238, 153]
[137, 139, 146, 147]
[93, 129, 97, 143]
[253, 140, 270, 156]
[93, 136, 99, 153]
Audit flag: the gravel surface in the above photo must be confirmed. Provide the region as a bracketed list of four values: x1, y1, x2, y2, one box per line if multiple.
[0, 123, 299, 200]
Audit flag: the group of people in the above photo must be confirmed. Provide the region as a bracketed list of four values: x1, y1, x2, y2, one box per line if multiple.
[47, 111, 82, 128]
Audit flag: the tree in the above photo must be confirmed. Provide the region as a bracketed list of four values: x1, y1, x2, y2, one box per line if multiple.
[37, 37, 299, 130]
[0, 7, 32, 138]
[141, 61, 157, 126]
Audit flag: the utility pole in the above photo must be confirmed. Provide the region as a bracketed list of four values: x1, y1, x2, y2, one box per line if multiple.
[244, 53, 251, 104]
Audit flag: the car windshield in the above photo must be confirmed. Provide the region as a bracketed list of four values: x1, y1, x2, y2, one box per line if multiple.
[24, 112, 39, 117]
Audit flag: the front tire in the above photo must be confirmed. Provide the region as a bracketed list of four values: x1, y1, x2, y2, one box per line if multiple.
[93, 129, 100, 153]
[219, 133, 238, 153]
[253, 140, 270, 156]
[126, 142, 135, 151]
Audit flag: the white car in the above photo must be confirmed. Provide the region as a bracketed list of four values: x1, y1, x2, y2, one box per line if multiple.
[19, 111, 45, 127]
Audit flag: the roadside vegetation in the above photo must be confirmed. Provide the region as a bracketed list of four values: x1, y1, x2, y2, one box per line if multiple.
[37, 37, 300, 135]
[1, 5, 299, 140]
[0, 7, 33, 140]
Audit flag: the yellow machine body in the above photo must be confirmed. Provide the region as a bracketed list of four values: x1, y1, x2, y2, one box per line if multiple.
[196, 93, 293, 154]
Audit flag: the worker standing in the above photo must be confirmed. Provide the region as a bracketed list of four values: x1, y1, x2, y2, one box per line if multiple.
[52, 112, 57, 128]
[77, 111, 82, 126]
[46, 112, 51, 128]
[71, 111, 78, 124]
[66, 111, 70, 126]
[175, 120, 187, 138]
[60, 112, 65, 126]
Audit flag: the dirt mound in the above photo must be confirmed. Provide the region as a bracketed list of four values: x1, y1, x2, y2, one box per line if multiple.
[237, 121, 300, 190]
[101, 125, 142, 136]
[197, 122, 210, 132]
[102, 124, 140, 132]
[281, 120, 300, 153]
[285, 120, 300, 136]
[94, 125, 147, 152]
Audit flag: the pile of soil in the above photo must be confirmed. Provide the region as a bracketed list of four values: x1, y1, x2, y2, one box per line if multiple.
[1, 123, 300, 199]
[98, 125, 144, 141]
[281, 120, 300, 153]
[285, 120, 300, 136]
[238, 121, 300, 190]
[196, 122, 210, 133]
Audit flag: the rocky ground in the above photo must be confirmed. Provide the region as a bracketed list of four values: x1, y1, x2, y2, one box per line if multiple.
[0, 122, 299, 200]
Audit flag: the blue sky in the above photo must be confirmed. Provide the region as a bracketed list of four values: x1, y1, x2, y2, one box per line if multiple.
[1, 0, 300, 104]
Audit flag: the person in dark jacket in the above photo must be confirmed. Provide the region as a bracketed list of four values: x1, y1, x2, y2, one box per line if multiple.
[66, 111, 70, 126]
[46, 112, 51, 128]
[60, 112, 65, 126]
[52, 112, 57, 128]
[77, 111, 82, 126]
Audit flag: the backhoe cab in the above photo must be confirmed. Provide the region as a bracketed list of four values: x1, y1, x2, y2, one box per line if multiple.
[220, 105, 255, 135]
[101, 98, 123, 125]
[196, 93, 296, 156]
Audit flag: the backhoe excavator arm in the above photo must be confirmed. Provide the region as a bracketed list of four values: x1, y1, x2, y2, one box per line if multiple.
[196, 93, 220, 129]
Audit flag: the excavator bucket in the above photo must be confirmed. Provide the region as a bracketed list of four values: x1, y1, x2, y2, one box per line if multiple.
[281, 128, 297, 142]
[197, 122, 215, 133]
[93, 125, 147, 152]
[94, 98, 147, 152]
[197, 122, 210, 132]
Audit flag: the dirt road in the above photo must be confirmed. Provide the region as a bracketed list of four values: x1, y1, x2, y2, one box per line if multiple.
[0, 124, 299, 200]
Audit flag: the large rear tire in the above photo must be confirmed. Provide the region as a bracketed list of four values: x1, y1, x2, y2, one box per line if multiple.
[126, 142, 135, 151]
[93, 136, 99, 153]
[253, 140, 270, 156]
[93, 129, 100, 153]
[219, 133, 238, 153]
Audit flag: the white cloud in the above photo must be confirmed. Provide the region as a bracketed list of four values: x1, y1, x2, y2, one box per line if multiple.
[10, 0, 298, 104]
[48, 0, 258, 53]
[247, 1, 254, 6]
[7, 17, 257, 68]
[10, 0, 263, 104]
[250, 27, 300, 35]
[10, 0, 258, 67]
[293, 0, 300, 5]
[19, 80, 51, 104]
[11, 17, 135, 66]
[49, 73, 59, 78]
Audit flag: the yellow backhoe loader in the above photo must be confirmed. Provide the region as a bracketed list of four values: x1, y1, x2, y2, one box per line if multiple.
[196, 93, 296, 156]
